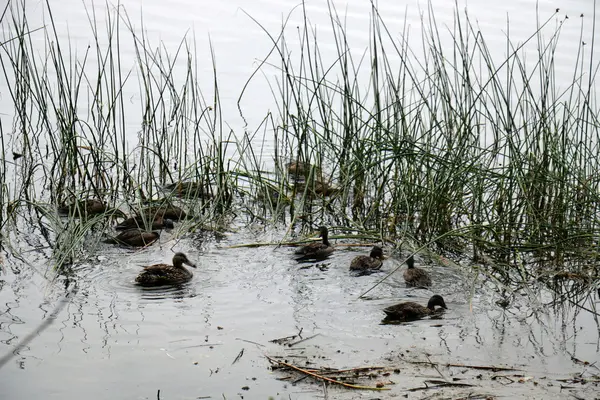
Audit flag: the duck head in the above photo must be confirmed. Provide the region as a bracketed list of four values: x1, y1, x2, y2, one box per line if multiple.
[427, 295, 447, 310]
[173, 252, 197, 268]
[369, 246, 384, 259]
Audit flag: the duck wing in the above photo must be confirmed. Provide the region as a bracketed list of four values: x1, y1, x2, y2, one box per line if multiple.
[141, 263, 174, 275]
[350, 255, 382, 271]
[403, 267, 432, 287]
[383, 301, 428, 320]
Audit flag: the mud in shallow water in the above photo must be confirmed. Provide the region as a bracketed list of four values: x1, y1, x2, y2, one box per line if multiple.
[0, 228, 599, 399]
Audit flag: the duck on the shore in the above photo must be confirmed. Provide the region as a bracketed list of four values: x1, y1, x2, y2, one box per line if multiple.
[383, 295, 447, 321]
[294, 226, 335, 260]
[403, 255, 432, 287]
[104, 228, 160, 247]
[349, 246, 384, 275]
[135, 252, 197, 286]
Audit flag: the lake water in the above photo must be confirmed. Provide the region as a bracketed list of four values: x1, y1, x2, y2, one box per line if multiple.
[1, 1, 599, 399]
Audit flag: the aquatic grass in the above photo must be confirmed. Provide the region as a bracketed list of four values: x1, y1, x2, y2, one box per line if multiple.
[236, 1, 600, 299]
[1, 0, 600, 301]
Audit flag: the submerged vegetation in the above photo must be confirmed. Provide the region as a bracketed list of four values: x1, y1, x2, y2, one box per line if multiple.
[0, 1, 599, 306]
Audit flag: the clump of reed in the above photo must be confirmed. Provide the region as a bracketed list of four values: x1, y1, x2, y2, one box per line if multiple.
[239, 3, 600, 297]
[1, 1, 599, 300]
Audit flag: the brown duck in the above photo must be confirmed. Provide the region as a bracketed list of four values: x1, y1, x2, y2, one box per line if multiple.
[294, 226, 335, 260]
[163, 181, 210, 199]
[349, 246, 384, 274]
[383, 295, 447, 321]
[141, 205, 188, 221]
[58, 199, 107, 216]
[403, 255, 432, 287]
[115, 215, 174, 231]
[136, 252, 197, 286]
[104, 228, 160, 247]
[287, 161, 319, 178]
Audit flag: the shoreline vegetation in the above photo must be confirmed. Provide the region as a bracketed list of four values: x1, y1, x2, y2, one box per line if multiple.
[0, 1, 599, 308]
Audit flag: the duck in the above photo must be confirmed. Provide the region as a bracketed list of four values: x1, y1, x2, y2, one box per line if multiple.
[295, 179, 340, 197]
[349, 246, 384, 274]
[383, 295, 448, 321]
[294, 226, 335, 260]
[115, 215, 174, 231]
[287, 161, 318, 178]
[136, 252, 197, 286]
[163, 181, 211, 199]
[403, 255, 432, 287]
[141, 204, 188, 221]
[58, 199, 107, 216]
[104, 228, 160, 247]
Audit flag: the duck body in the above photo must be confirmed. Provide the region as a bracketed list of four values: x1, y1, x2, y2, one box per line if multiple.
[383, 295, 447, 321]
[105, 228, 159, 247]
[141, 205, 188, 221]
[163, 181, 210, 199]
[115, 215, 174, 231]
[287, 161, 319, 179]
[403, 255, 432, 287]
[136, 252, 197, 286]
[350, 246, 384, 274]
[294, 226, 334, 260]
[58, 199, 107, 217]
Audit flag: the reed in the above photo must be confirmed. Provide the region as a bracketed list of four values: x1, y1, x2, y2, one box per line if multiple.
[1, 0, 599, 298]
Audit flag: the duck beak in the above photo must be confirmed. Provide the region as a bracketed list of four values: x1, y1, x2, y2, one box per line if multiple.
[185, 260, 197, 268]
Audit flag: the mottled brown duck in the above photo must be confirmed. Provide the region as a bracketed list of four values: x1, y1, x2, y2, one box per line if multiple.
[58, 199, 107, 216]
[287, 161, 319, 178]
[141, 205, 188, 221]
[136, 252, 197, 286]
[349, 246, 384, 275]
[163, 181, 211, 199]
[383, 295, 447, 321]
[104, 228, 160, 247]
[294, 226, 335, 260]
[115, 215, 174, 231]
[403, 255, 432, 287]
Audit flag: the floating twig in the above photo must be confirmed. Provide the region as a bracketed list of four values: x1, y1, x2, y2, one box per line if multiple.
[265, 355, 390, 391]
[408, 379, 475, 392]
[236, 338, 265, 347]
[232, 348, 244, 365]
[408, 359, 519, 372]
[288, 333, 320, 347]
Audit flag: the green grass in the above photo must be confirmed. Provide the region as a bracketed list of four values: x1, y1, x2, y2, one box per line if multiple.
[0, 1, 599, 301]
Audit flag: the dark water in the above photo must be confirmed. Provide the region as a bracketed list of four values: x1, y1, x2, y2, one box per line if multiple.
[1, 227, 598, 399]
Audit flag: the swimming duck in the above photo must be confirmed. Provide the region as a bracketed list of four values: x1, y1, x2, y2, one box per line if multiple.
[295, 179, 340, 197]
[383, 295, 447, 321]
[163, 181, 211, 199]
[287, 161, 319, 178]
[349, 246, 384, 274]
[58, 199, 107, 216]
[104, 228, 160, 247]
[115, 215, 174, 231]
[403, 255, 432, 287]
[141, 205, 188, 221]
[294, 226, 335, 260]
[136, 252, 197, 286]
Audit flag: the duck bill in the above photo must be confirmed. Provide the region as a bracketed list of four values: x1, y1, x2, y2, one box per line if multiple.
[184, 260, 197, 268]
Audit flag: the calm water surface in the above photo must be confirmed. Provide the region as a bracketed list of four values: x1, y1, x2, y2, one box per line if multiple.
[1, 1, 600, 399]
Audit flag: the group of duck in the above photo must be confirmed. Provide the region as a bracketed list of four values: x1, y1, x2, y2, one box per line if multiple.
[58, 198, 196, 286]
[294, 226, 448, 322]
